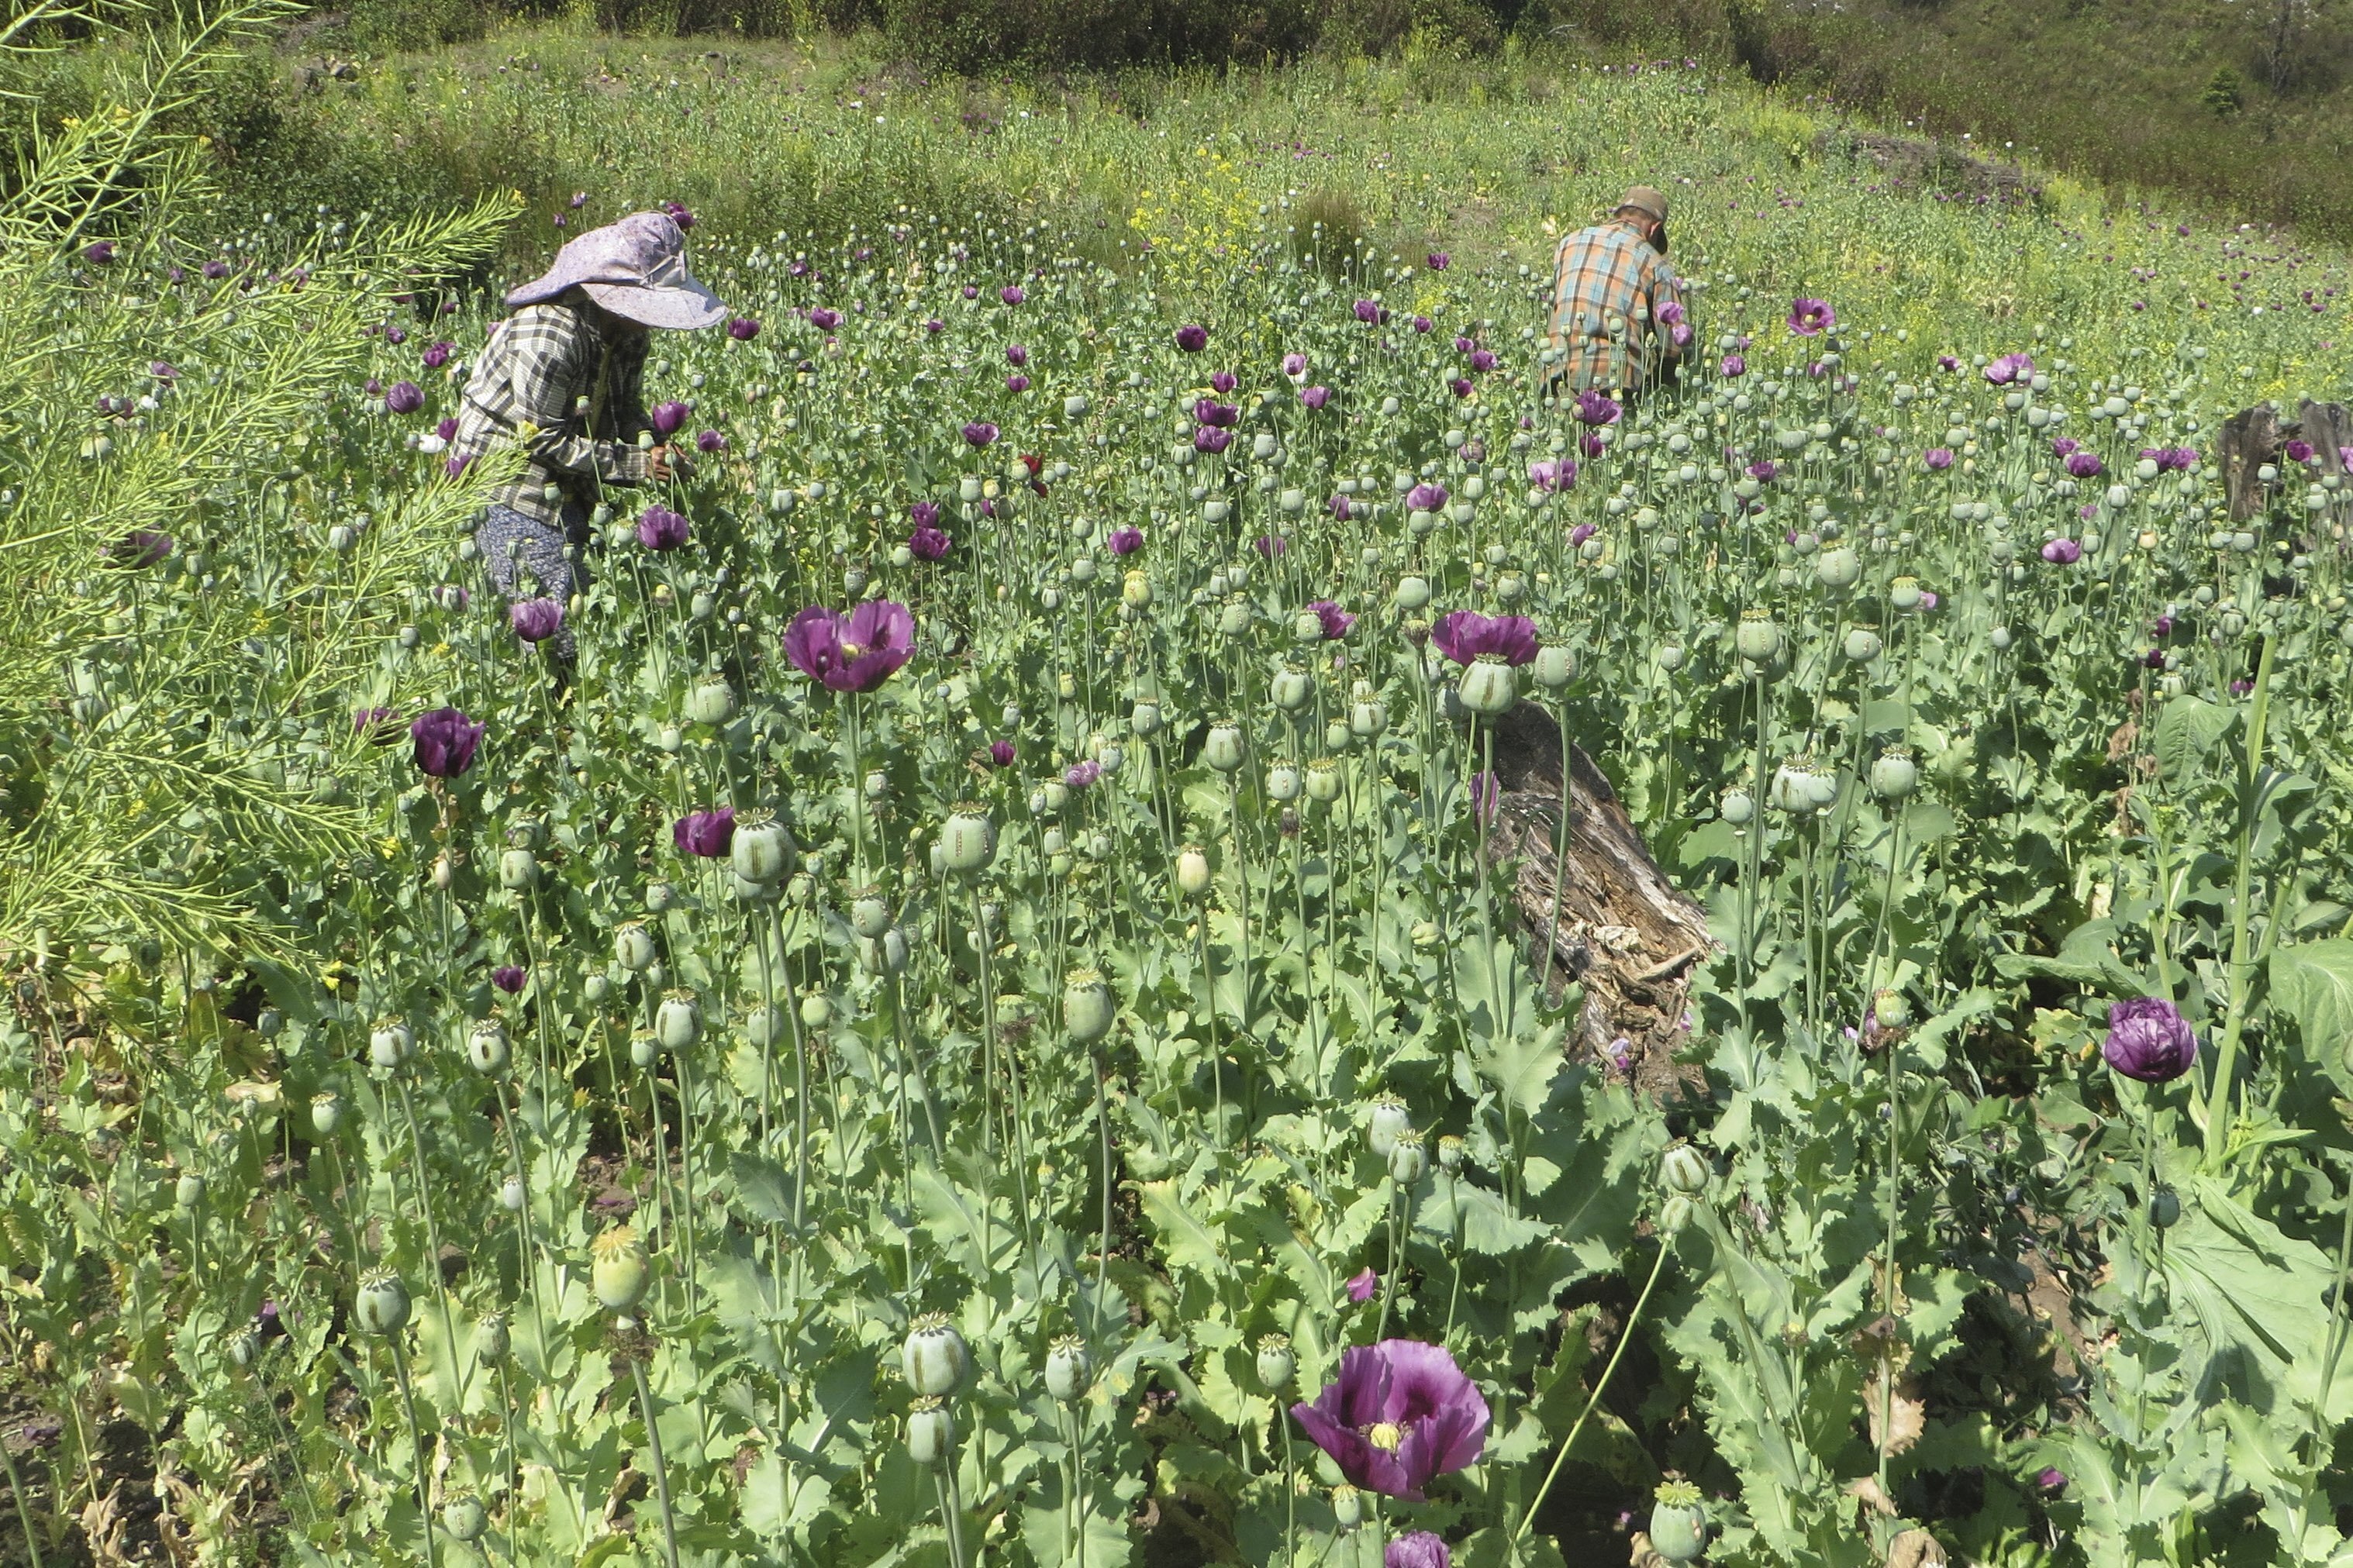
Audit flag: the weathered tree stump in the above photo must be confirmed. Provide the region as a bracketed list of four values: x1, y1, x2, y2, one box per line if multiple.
[1478, 701, 1714, 1074]
[2218, 400, 2349, 519]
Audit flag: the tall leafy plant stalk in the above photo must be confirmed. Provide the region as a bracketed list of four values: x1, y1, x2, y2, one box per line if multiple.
[2203, 631, 2275, 1167]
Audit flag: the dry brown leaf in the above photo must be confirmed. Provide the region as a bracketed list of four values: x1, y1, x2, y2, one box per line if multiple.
[1865, 1371, 1927, 1456]
[1844, 1475, 1897, 1517]
[1887, 1526, 1951, 1568]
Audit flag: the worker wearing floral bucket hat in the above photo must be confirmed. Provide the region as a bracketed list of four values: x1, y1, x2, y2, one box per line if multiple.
[449, 208, 728, 658]
[1543, 184, 1687, 401]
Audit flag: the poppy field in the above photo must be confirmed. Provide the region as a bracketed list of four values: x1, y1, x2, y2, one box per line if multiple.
[12, 22, 2353, 1568]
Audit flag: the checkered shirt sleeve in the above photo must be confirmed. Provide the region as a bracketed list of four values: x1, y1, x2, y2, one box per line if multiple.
[453, 302, 650, 525]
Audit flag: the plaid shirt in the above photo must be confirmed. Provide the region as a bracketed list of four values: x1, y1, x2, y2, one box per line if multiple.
[452, 301, 653, 529]
[1546, 216, 1683, 393]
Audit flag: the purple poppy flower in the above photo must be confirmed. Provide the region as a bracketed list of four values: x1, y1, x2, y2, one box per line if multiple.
[570, 191, 588, 208]
[962, 421, 998, 447]
[1282, 352, 1308, 379]
[1344, 1267, 1378, 1302]
[1924, 447, 1955, 471]
[809, 307, 841, 332]
[2065, 451, 2104, 480]
[384, 381, 424, 415]
[83, 240, 116, 265]
[1195, 426, 1232, 454]
[432, 416, 457, 443]
[910, 500, 941, 529]
[202, 259, 230, 280]
[492, 965, 526, 994]
[1407, 482, 1448, 513]
[2153, 614, 2175, 636]
[1330, 493, 1355, 520]
[1605, 1036, 1634, 1075]
[1255, 534, 1288, 558]
[1413, 315, 1433, 334]
[1454, 335, 1476, 354]
[1581, 432, 1606, 458]
[999, 285, 1024, 305]
[728, 316, 761, 341]
[1575, 389, 1621, 426]
[1289, 1339, 1491, 1502]
[961, 284, 978, 299]
[637, 504, 689, 551]
[410, 707, 483, 778]
[1003, 373, 1029, 393]
[925, 317, 944, 334]
[2287, 438, 2316, 464]
[650, 401, 691, 437]
[1746, 459, 1778, 483]
[1570, 522, 1597, 546]
[661, 199, 695, 230]
[673, 808, 735, 858]
[1720, 353, 1746, 377]
[422, 340, 454, 370]
[510, 598, 564, 643]
[695, 429, 726, 454]
[782, 601, 916, 692]
[1984, 353, 2034, 385]
[1936, 353, 1959, 371]
[1175, 324, 1209, 352]
[113, 529, 173, 567]
[1431, 611, 1538, 667]
[353, 705, 397, 741]
[1302, 385, 1331, 409]
[1427, 251, 1450, 271]
[2103, 998, 2198, 1083]
[385, 325, 409, 346]
[989, 739, 1016, 767]
[909, 524, 951, 560]
[1451, 377, 1474, 398]
[1309, 600, 1356, 639]
[1672, 322, 1694, 347]
[2051, 436, 2079, 457]
[2232, 678, 2255, 696]
[1468, 349, 1498, 373]
[1388, 1532, 1450, 1568]
[1528, 457, 1576, 491]
[2172, 446, 2202, 470]
[1920, 591, 1939, 611]
[1064, 760, 1103, 790]
[1787, 297, 1835, 336]
[1354, 299, 1382, 323]
[2041, 538, 2082, 564]
[1210, 370, 1237, 395]
[1195, 398, 1239, 428]
[1005, 343, 1029, 367]
[2142, 647, 2167, 670]
[1655, 299, 1685, 327]
[1108, 526, 1144, 556]
[2036, 1467, 2068, 1493]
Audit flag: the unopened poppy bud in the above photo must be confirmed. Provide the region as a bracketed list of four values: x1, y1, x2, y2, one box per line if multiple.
[1660, 1194, 1698, 1233]
[614, 921, 657, 971]
[655, 990, 701, 1050]
[1255, 1333, 1296, 1392]
[467, 1017, 511, 1075]
[1367, 1093, 1412, 1160]
[940, 802, 997, 874]
[1176, 846, 1213, 900]
[906, 1396, 954, 1467]
[225, 1327, 261, 1370]
[902, 1312, 968, 1396]
[2148, 1187, 2181, 1229]
[1661, 1143, 1712, 1195]
[1064, 968, 1115, 1044]
[1044, 1335, 1092, 1402]
[354, 1267, 411, 1335]
[499, 1173, 525, 1211]
[591, 1225, 651, 1315]
[800, 993, 832, 1029]
[431, 851, 456, 890]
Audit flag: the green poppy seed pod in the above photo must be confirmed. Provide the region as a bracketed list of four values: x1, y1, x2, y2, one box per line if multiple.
[1325, 719, 1353, 752]
[1844, 628, 1883, 663]
[1368, 1094, 1412, 1161]
[1870, 746, 1919, 801]
[354, 1267, 411, 1335]
[1271, 662, 1316, 712]
[1045, 1335, 1092, 1403]
[1648, 1482, 1709, 1565]
[2148, 1186, 2182, 1229]
[630, 1028, 661, 1067]
[1216, 596, 1254, 638]
[1814, 546, 1861, 590]
[906, 1396, 955, 1468]
[1661, 1143, 1712, 1196]
[1266, 761, 1302, 802]
[1202, 722, 1247, 773]
[862, 927, 911, 976]
[1255, 1333, 1297, 1393]
[1387, 1128, 1428, 1184]
[1659, 1194, 1698, 1233]
[745, 1005, 785, 1046]
[430, 853, 457, 894]
[175, 1171, 206, 1210]
[497, 847, 540, 891]
[728, 810, 795, 884]
[1176, 846, 1213, 900]
[1304, 758, 1343, 802]
[1768, 761, 1819, 815]
[441, 1493, 489, 1544]
[1803, 767, 1839, 812]
[477, 1310, 510, 1361]
[902, 1312, 968, 1396]
[1131, 699, 1163, 737]
[1990, 625, 2013, 651]
[467, 1018, 511, 1076]
[1040, 781, 1068, 814]
[499, 1173, 525, 1211]
[1721, 787, 1755, 825]
[1458, 655, 1518, 715]
[585, 973, 612, 1004]
[1734, 609, 1783, 662]
[225, 1326, 261, 1370]
[1042, 827, 1069, 856]
[1349, 698, 1388, 739]
[1394, 575, 1431, 611]
[1333, 1485, 1366, 1532]
[1290, 608, 1324, 643]
[1279, 487, 1306, 514]
[685, 674, 738, 726]
[368, 1018, 413, 1070]
[1889, 576, 1923, 612]
[311, 1092, 343, 1137]
[1530, 643, 1577, 691]
[850, 891, 893, 939]
[1437, 1134, 1465, 1172]
[614, 921, 657, 972]
[645, 880, 676, 913]
[1122, 570, 1152, 609]
[1872, 988, 1912, 1029]
[1071, 557, 1099, 586]
[1657, 644, 1685, 672]
[256, 1007, 284, 1039]
[864, 770, 888, 801]
[590, 1225, 651, 1315]
[800, 993, 832, 1029]
[1064, 968, 1116, 1045]
[655, 990, 702, 1051]
[939, 803, 998, 874]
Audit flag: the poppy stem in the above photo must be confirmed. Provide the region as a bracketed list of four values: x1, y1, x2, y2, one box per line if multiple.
[1513, 1240, 1669, 1544]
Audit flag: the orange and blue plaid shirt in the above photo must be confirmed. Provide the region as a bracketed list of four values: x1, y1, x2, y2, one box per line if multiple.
[1546, 216, 1683, 393]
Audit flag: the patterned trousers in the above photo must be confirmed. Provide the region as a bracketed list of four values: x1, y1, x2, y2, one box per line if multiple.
[474, 501, 587, 660]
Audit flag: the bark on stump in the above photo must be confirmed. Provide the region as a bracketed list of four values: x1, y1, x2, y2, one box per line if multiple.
[2219, 399, 2349, 520]
[1476, 701, 1714, 1077]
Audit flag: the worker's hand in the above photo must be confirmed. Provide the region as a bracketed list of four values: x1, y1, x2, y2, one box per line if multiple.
[647, 444, 682, 481]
